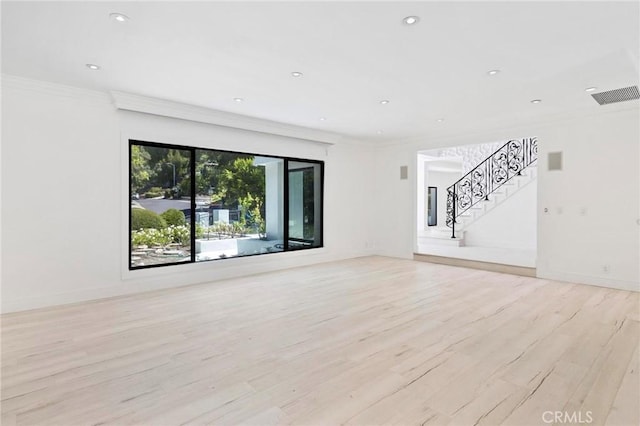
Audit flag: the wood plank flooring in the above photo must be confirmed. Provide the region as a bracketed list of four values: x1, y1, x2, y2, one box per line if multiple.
[413, 253, 536, 277]
[1, 256, 638, 426]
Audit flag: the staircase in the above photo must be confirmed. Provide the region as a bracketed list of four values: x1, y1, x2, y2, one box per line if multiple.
[446, 137, 538, 240]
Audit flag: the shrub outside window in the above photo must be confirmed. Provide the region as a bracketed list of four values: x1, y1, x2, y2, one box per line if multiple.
[129, 140, 323, 270]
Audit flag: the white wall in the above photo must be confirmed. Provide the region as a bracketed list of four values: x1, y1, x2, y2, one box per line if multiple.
[416, 157, 461, 232]
[373, 148, 415, 258]
[2, 76, 637, 313]
[536, 110, 639, 291]
[428, 141, 502, 174]
[1, 76, 375, 312]
[374, 107, 639, 291]
[463, 177, 537, 250]
[416, 155, 427, 234]
[425, 168, 460, 229]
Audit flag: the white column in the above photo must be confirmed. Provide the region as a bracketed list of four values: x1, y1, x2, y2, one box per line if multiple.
[288, 170, 304, 239]
[265, 161, 283, 241]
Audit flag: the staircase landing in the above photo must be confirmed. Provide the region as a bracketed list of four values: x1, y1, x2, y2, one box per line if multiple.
[419, 227, 464, 247]
[414, 244, 536, 276]
[413, 251, 536, 277]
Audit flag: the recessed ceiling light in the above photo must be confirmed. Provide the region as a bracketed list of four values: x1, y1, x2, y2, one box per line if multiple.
[319, 117, 327, 121]
[531, 99, 542, 104]
[109, 13, 129, 22]
[436, 118, 444, 122]
[380, 100, 390, 105]
[86, 64, 100, 70]
[487, 70, 500, 76]
[377, 130, 384, 134]
[585, 87, 597, 92]
[291, 71, 303, 78]
[403, 16, 420, 25]
[233, 98, 244, 102]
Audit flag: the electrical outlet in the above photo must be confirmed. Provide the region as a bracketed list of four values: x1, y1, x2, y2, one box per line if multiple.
[602, 265, 610, 273]
[580, 207, 588, 216]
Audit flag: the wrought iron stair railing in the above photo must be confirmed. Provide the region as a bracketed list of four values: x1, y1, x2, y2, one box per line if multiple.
[446, 137, 538, 238]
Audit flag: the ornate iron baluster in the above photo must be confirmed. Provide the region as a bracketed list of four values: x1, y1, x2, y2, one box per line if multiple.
[445, 137, 537, 237]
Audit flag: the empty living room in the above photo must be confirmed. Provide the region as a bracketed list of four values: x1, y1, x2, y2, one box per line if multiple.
[1, 1, 639, 425]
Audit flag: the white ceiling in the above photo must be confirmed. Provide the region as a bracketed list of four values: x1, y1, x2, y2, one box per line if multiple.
[2, 1, 639, 143]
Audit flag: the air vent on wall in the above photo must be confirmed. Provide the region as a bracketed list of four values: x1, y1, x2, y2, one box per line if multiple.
[591, 85, 639, 105]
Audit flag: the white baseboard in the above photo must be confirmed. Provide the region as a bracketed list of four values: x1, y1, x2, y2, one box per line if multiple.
[537, 268, 639, 292]
[1, 250, 370, 314]
[373, 249, 414, 260]
[6, 253, 634, 314]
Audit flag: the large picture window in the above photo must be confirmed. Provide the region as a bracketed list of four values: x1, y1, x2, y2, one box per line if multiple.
[129, 140, 323, 270]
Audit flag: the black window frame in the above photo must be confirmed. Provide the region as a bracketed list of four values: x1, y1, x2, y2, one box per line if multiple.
[285, 165, 323, 249]
[129, 139, 324, 271]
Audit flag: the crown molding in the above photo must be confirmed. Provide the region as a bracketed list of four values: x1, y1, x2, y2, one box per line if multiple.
[111, 91, 348, 147]
[379, 101, 639, 150]
[2, 74, 367, 147]
[2, 74, 111, 105]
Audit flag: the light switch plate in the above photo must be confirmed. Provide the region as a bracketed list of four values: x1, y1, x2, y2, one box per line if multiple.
[400, 166, 408, 180]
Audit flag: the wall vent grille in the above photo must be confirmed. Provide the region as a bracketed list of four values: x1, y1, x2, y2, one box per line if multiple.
[591, 86, 639, 105]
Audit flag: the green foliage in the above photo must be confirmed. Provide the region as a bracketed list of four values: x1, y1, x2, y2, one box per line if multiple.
[217, 222, 230, 239]
[132, 228, 171, 247]
[131, 209, 167, 230]
[212, 222, 231, 238]
[152, 150, 190, 191]
[232, 222, 245, 238]
[240, 193, 265, 229]
[144, 187, 164, 199]
[132, 225, 190, 247]
[198, 221, 255, 240]
[210, 193, 222, 205]
[195, 152, 218, 195]
[138, 146, 190, 192]
[218, 158, 265, 210]
[132, 147, 265, 235]
[161, 209, 186, 226]
[168, 225, 190, 246]
[178, 179, 190, 197]
[196, 223, 205, 239]
[238, 193, 266, 238]
[131, 145, 151, 193]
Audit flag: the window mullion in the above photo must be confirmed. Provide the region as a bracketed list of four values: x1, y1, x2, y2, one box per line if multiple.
[283, 158, 289, 251]
[190, 147, 196, 263]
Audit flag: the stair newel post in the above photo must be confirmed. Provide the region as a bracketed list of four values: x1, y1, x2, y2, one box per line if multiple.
[451, 186, 456, 239]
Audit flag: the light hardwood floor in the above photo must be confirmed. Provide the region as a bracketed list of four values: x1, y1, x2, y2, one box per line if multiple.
[1, 256, 638, 426]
